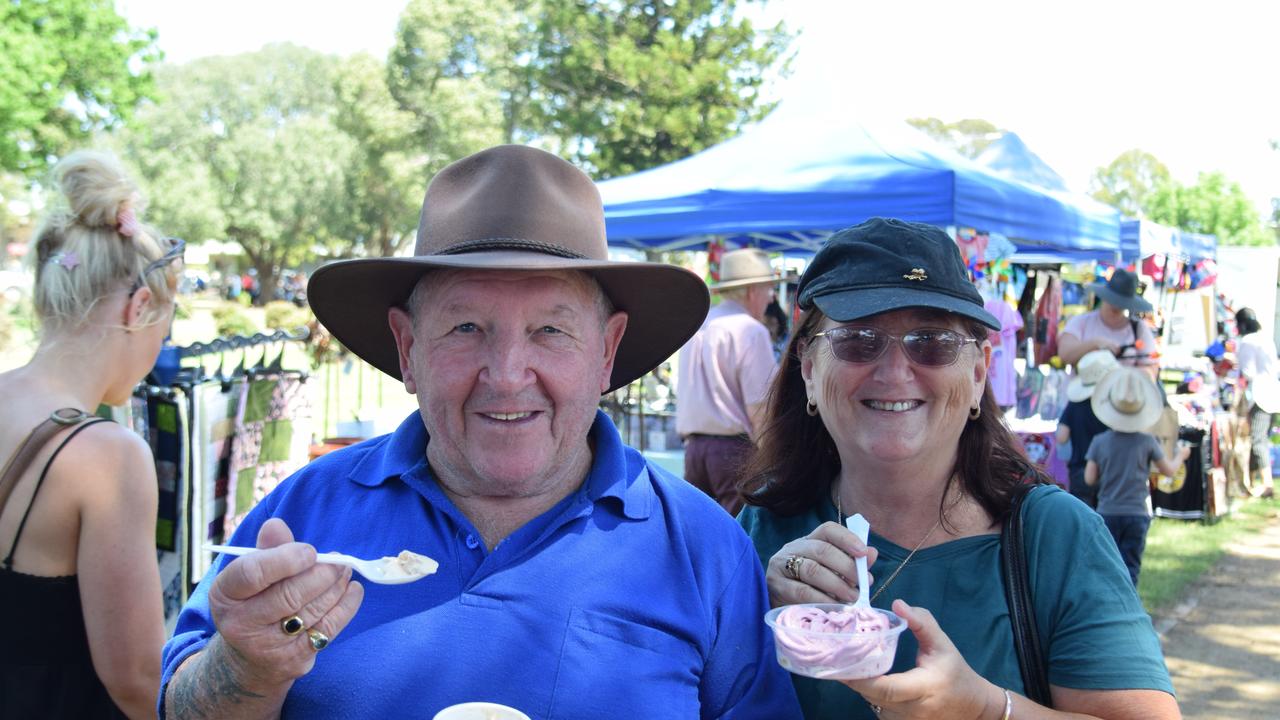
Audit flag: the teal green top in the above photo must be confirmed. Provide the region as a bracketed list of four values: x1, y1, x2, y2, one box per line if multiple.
[739, 485, 1174, 720]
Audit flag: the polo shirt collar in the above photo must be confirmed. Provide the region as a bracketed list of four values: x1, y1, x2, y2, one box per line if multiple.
[582, 409, 652, 521]
[345, 409, 655, 521]
[347, 411, 428, 487]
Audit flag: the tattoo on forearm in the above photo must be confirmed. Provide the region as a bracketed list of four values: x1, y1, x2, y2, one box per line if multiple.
[167, 638, 269, 720]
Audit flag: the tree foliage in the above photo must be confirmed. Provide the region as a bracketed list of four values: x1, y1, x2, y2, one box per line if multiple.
[333, 53, 425, 259]
[1088, 149, 1171, 219]
[0, 0, 160, 176]
[1146, 171, 1272, 247]
[115, 44, 356, 302]
[387, 0, 519, 178]
[906, 117, 1003, 158]
[389, 0, 792, 179]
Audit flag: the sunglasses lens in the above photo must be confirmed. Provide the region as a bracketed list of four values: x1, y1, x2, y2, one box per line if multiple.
[824, 327, 970, 366]
[902, 330, 962, 366]
[829, 328, 887, 363]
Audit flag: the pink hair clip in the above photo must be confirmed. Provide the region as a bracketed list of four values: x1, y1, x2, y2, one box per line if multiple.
[50, 251, 80, 270]
[117, 203, 138, 238]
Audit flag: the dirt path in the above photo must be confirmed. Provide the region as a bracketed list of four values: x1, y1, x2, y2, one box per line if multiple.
[1154, 510, 1280, 718]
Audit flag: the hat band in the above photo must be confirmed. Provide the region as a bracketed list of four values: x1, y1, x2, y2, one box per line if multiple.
[435, 237, 588, 259]
[1113, 397, 1144, 414]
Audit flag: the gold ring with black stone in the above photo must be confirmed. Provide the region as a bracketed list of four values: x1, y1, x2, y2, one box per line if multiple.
[280, 615, 305, 636]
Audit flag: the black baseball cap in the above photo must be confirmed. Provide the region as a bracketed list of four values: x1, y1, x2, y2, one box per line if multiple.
[797, 217, 1001, 330]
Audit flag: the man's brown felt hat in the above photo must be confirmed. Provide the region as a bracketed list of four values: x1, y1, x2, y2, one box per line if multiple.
[308, 145, 709, 393]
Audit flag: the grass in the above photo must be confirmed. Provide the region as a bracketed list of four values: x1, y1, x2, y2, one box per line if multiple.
[1139, 495, 1280, 613]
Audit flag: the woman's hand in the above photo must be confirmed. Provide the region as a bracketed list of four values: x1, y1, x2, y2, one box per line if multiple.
[843, 600, 1003, 719]
[766, 521, 878, 607]
[206, 518, 365, 687]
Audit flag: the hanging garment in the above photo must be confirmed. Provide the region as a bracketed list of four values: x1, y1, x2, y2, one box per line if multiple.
[224, 372, 313, 539]
[984, 298, 1024, 408]
[1017, 366, 1046, 419]
[187, 380, 241, 580]
[145, 388, 189, 631]
[1033, 275, 1063, 366]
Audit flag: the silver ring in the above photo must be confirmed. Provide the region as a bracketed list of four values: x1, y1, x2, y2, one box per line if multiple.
[869, 703, 882, 716]
[783, 554, 803, 580]
[306, 627, 330, 651]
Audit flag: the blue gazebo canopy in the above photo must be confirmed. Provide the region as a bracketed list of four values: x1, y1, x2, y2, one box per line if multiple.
[598, 102, 1121, 262]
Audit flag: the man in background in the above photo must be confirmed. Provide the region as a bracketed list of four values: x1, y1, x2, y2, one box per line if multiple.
[676, 248, 780, 515]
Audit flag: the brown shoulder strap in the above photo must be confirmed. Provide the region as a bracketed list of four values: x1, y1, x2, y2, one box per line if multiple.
[0, 409, 96, 518]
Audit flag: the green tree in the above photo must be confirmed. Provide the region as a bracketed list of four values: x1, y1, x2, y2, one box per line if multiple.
[531, 0, 792, 178]
[906, 117, 1003, 158]
[1147, 171, 1272, 247]
[332, 53, 427, 259]
[1088, 149, 1171, 219]
[116, 44, 356, 302]
[389, 0, 792, 179]
[0, 0, 160, 176]
[387, 0, 519, 177]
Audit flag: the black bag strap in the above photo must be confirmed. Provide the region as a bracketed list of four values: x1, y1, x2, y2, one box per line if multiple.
[1001, 481, 1052, 706]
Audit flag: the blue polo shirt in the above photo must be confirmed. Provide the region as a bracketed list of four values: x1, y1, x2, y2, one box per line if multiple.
[161, 411, 801, 719]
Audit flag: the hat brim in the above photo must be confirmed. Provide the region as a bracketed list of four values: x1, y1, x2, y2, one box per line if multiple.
[307, 251, 710, 393]
[1090, 372, 1165, 432]
[710, 272, 800, 291]
[810, 286, 1001, 331]
[1088, 283, 1153, 314]
[1066, 379, 1096, 403]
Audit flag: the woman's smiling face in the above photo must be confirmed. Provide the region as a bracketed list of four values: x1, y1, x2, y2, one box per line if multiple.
[801, 308, 990, 469]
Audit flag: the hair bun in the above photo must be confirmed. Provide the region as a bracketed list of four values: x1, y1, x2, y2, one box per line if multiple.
[55, 151, 143, 235]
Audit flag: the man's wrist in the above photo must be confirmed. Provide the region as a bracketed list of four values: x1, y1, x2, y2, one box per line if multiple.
[167, 635, 289, 720]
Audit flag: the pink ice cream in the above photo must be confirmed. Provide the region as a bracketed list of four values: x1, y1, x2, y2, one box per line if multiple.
[769, 604, 902, 679]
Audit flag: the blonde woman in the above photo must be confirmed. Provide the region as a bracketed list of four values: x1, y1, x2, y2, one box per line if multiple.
[0, 151, 182, 718]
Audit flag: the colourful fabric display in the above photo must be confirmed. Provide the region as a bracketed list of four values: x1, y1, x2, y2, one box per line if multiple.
[225, 373, 313, 540]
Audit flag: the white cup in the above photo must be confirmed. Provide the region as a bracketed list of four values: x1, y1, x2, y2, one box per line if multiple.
[433, 702, 531, 720]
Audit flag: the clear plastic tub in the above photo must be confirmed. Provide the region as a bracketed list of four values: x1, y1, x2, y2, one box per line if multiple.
[764, 603, 907, 680]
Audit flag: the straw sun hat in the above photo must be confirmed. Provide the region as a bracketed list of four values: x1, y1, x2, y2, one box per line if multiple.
[1090, 366, 1165, 433]
[710, 248, 795, 290]
[1066, 349, 1120, 402]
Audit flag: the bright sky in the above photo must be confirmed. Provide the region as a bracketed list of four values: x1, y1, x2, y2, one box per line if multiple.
[119, 0, 1278, 218]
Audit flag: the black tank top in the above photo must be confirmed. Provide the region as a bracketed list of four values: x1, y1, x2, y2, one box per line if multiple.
[0, 415, 125, 719]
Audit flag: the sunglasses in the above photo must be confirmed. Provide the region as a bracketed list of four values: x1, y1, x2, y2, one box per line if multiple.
[810, 326, 981, 367]
[129, 237, 186, 296]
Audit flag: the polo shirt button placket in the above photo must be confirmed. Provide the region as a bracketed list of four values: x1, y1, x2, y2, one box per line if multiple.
[464, 533, 480, 550]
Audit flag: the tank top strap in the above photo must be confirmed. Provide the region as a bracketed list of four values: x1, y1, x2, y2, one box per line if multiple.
[1, 409, 110, 569]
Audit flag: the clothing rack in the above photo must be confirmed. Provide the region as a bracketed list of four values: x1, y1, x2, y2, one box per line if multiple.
[176, 326, 310, 359]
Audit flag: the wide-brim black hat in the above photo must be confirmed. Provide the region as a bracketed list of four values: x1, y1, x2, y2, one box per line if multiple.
[1087, 268, 1152, 314]
[308, 145, 709, 393]
[797, 218, 1000, 330]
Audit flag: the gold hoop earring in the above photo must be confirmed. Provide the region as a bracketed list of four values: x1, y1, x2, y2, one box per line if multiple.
[969, 405, 981, 420]
[806, 399, 819, 417]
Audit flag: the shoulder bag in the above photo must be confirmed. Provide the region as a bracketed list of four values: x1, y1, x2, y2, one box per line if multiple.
[1001, 481, 1053, 707]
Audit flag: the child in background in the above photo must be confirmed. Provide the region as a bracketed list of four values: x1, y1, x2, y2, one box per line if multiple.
[1056, 349, 1120, 508]
[1086, 367, 1191, 586]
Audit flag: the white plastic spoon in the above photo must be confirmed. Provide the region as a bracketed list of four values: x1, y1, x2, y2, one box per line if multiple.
[844, 513, 872, 607]
[204, 544, 438, 585]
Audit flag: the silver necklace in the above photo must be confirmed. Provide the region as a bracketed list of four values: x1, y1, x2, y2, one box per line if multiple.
[835, 484, 948, 603]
